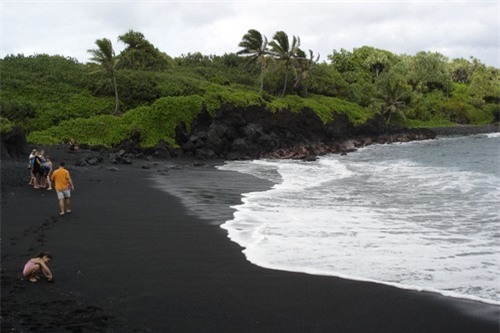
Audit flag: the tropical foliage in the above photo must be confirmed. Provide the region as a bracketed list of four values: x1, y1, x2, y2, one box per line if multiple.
[117, 30, 174, 71]
[237, 29, 269, 93]
[269, 31, 302, 97]
[1, 29, 498, 147]
[87, 38, 120, 114]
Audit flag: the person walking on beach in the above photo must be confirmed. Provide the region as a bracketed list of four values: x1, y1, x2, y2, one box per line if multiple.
[31, 151, 43, 189]
[28, 149, 36, 185]
[42, 156, 53, 190]
[23, 252, 53, 282]
[50, 161, 74, 216]
[38, 150, 48, 188]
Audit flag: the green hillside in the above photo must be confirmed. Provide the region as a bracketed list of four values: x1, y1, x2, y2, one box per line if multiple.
[1, 29, 498, 148]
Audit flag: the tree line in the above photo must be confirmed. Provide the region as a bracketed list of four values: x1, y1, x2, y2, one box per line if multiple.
[237, 29, 319, 97]
[86, 29, 499, 126]
[1, 28, 498, 147]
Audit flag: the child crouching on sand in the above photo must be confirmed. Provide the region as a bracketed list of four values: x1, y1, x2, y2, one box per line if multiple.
[23, 252, 53, 282]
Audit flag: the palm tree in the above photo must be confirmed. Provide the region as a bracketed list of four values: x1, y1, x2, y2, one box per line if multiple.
[373, 72, 410, 125]
[294, 49, 320, 96]
[88, 38, 119, 114]
[269, 31, 301, 97]
[237, 29, 269, 94]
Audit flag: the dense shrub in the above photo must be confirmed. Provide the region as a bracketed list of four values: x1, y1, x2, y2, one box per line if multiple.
[26, 93, 115, 131]
[116, 30, 175, 71]
[28, 95, 206, 147]
[115, 70, 162, 109]
[1, 55, 114, 131]
[307, 63, 349, 98]
[158, 72, 206, 97]
[0, 99, 36, 121]
[464, 106, 495, 125]
[406, 91, 446, 121]
[203, 84, 264, 112]
[122, 95, 205, 146]
[268, 94, 370, 125]
[484, 104, 500, 123]
[27, 115, 126, 146]
[0, 117, 15, 134]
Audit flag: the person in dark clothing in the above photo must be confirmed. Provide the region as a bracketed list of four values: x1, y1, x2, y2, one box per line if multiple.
[31, 151, 43, 189]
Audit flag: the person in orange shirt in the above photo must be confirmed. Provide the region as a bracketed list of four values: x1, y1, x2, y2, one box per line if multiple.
[50, 161, 75, 216]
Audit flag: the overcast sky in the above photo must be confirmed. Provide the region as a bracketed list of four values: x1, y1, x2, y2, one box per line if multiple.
[1, 0, 499, 67]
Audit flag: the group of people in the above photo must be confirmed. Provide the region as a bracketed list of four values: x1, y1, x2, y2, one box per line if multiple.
[28, 149, 53, 190]
[24, 149, 76, 283]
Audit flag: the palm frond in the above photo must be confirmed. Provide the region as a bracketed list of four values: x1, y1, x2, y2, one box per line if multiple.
[269, 31, 289, 55]
[237, 29, 268, 56]
[87, 38, 116, 73]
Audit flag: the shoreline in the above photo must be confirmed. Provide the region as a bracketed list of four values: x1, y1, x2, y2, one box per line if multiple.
[182, 158, 500, 308]
[430, 123, 499, 136]
[226, 256, 500, 307]
[149, 159, 500, 323]
[2, 148, 499, 332]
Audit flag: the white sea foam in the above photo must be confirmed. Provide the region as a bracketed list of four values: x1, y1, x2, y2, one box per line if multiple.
[486, 132, 500, 138]
[218, 136, 500, 305]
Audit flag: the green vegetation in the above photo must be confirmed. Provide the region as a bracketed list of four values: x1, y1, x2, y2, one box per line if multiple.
[1, 29, 498, 147]
[87, 38, 119, 114]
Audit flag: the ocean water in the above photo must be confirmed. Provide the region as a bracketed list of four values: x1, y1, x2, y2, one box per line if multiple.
[218, 133, 500, 304]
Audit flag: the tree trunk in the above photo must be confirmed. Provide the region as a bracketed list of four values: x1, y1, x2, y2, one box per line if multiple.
[385, 107, 393, 125]
[112, 71, 119, 115]
[259, 62, 264, 94]
[281, 68, 288, 98]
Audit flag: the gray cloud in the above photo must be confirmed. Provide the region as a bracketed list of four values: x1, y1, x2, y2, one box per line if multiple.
[2, 1, 498, 67]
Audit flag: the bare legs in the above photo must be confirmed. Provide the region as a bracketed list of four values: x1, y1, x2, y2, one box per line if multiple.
[65, 197, 71, 213]
[33, 175, 40, 189]
[25, 265, 40, 282]
[59, 198, 71, 215]
[25, 264, 52, 282]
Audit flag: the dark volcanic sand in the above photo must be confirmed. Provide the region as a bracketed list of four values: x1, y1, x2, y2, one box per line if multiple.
[1, 147, 499, 332]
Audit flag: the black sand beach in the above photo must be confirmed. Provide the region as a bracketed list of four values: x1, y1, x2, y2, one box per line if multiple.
[1, 148, 499, 332]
